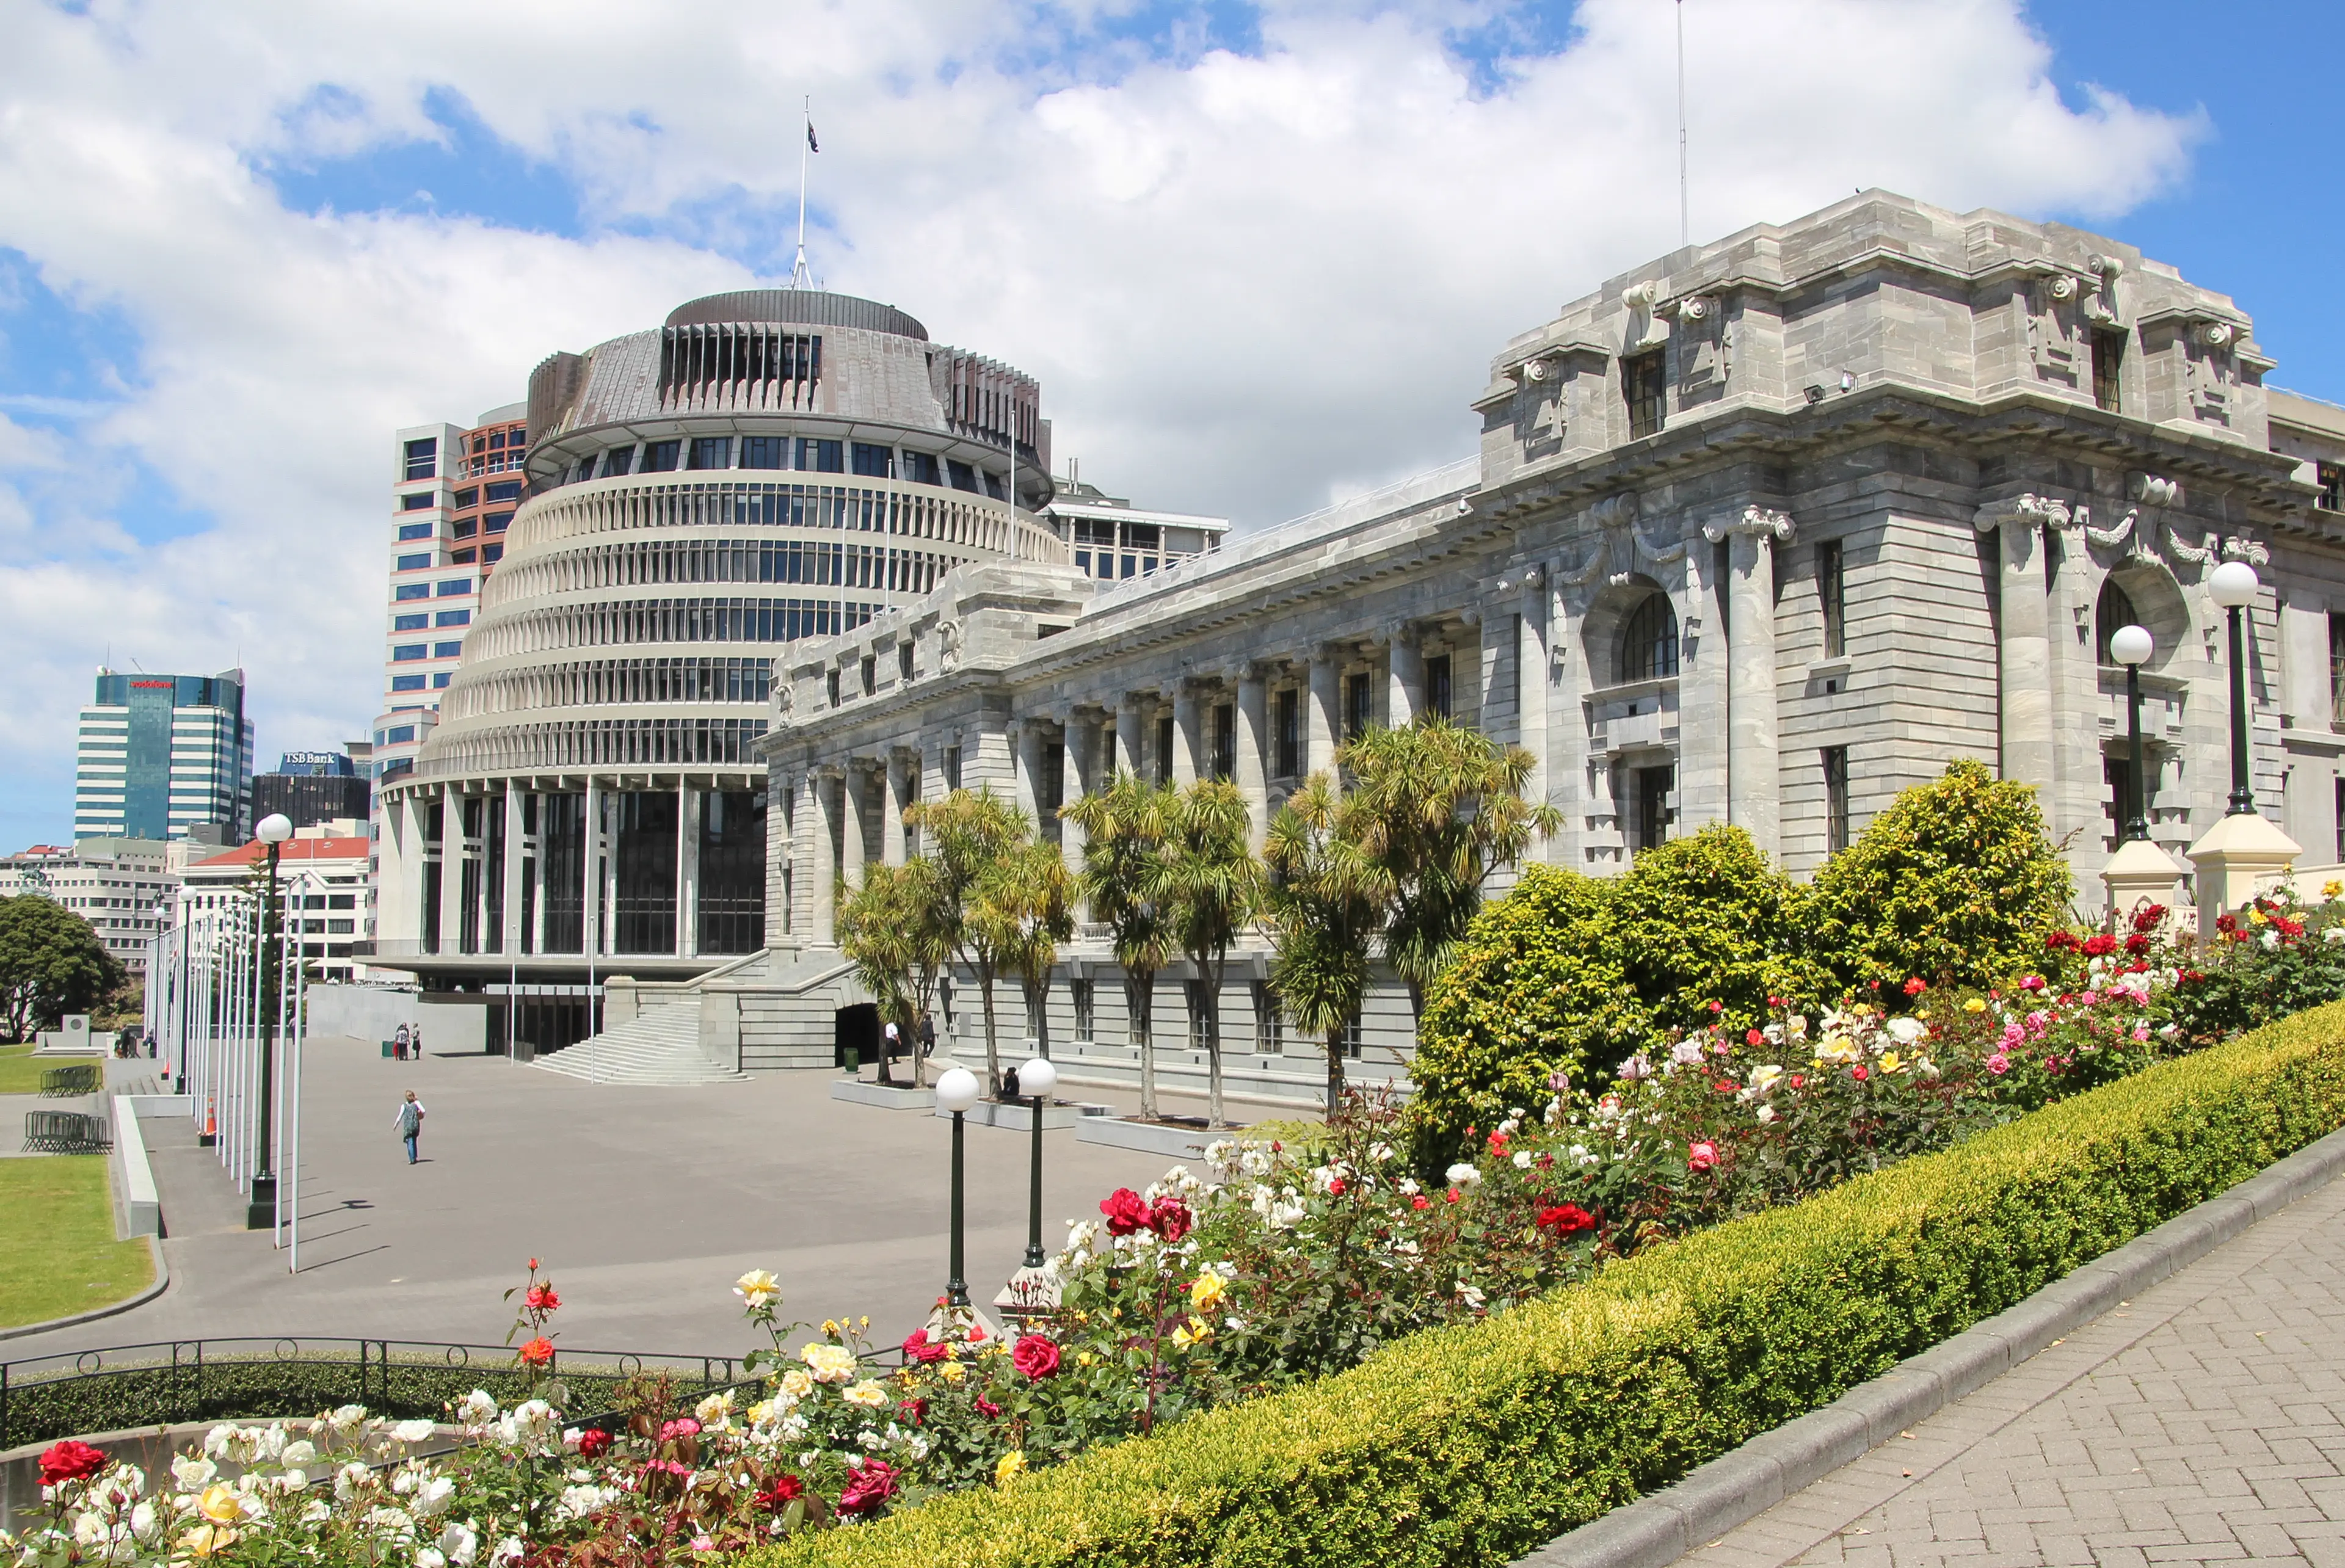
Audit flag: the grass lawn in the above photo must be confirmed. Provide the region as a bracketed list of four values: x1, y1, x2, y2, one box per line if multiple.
[0, 1043, 52, 1094]
[0, 1156, 153, 1329]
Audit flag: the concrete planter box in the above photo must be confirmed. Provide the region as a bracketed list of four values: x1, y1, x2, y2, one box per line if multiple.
[1076, 1116, 1235, 1158]
[829, 1080, 936, 1110]
[940, 1098, 1113, 1131]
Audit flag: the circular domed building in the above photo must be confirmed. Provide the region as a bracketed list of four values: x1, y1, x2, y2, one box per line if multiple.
[370, 288, 1064, 1050]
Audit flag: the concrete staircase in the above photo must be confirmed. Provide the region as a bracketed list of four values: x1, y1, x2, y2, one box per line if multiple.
[533, 999, 747, 1086]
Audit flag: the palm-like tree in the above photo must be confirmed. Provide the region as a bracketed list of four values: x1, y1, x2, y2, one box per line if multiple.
[1340, 717, 1561, 1019]
[835, 858, 950, 1087]
[1264, 774, 1385, 1112]
[1152, 780, 1265, 1130]
[1061, 772, 1176, 1122]
[909, 789, 1031, 1096]
[972, 840, 1076, 1062]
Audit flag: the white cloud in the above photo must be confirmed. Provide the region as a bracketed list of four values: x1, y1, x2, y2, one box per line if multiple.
[0, 0, 2201, 841]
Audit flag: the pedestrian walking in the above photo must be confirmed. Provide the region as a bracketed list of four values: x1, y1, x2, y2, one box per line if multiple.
[410, 1023, 423, 1061]
[918, 1013, 935, 1059]
[393, 1091, 426, 1164]
[393, 1023, 410, 1062]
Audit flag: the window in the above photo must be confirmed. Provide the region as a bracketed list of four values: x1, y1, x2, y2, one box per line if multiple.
[1253, 981, 1283, 1052]
[481, 543, 504, 563]
[1816, 540, 1847, 659]
[1071, 979, 1095, 1040]
[1345, 671, 1373, 741]
[1185, 979, 1209, 1047]
[860, 655, 876, 697]
[2337, 779, 2344, 862]
[398, 523, 434, 541]
[451, 548, 476, 564]
[851, 442, 893, 478]
[2091, 329, 2126, 413]
[2104, 755, 2133, 846]
[489, 430, 508, 450]
[434, 640, 464, 658]
[1823, 746, 1850, 854]
[2321, 464, 2344, 513]
[946, 459, 981, 493]
[453, 518, 477, 539]
[437, 608, 469, 627]
[484, 512, 513, 534]
[432, 672, 453, 688]
[1212, 703, 1236, 781]
[401, 492, 434, 512]
[1425, 653, 1453, 719]
[2095, 578, 2140, 668]
[438, 578, 472, 597]
[1624, 350, 1667, 440]
[388, 677, 426, 698]
[600, 447, 635, 479]
[825, 669, 841, 707]
[797, 438, 843, 474]
[943, 745, 962, 792]
[393, 612, 427, 631]
[383, 725, 417, 744]
[642, 440, 681, 473]
[1618, 592, 1679, 682]
[1157, 714, 1176, 784]
[453, 487, 480, 508]
[1342, 1008, 1363, 1059]
[905, 451, 942, 487]
[741, 437, 785, 471]
[1274, 688, 1300, 776]
[396, 553, 431, 572]
[393, 644, 426, 661]
[898, 642, 914, 682]
[394, 583, 429, 601]
[2330, 613, 2345, 729]
[688, 436, 730, 470]
[484, 481, 521, 503]
[1634, 764, 1674, 853]
[403, 437, 437, 480]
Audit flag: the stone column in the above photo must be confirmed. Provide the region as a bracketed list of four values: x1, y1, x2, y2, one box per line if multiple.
[1518, 567, 1551, 815]
[1976, 495, 2064, 802]
[1703, 507, 1793, 860]
[580, 777, 602, 958]
[1016, 720, 1047, 824]
[1307, 644, 1341, 777]
[502, 787, 527, 956]
[810, 768, 840, 945]
[1118, 691, 1147, 777]
[677, 783, 700, 959]
[1235, 661, 1270, 851]
[437, 786, 466, 956]
[1387, 623, 1424, 726]
[840, 761, 870, 890]
[881, 753, 909, 867]
[1172, 684, 1202, 786]
[1065, 712, 1097, 880]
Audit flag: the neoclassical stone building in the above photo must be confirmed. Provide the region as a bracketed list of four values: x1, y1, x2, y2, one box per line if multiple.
[734, 189, 2345, 1100]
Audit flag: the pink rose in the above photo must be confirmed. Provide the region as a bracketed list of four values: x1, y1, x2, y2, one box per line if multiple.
[1686, 1141, 1719, 1172]
[1986, 1053, 2010, 1076]
[1012, 1333, 1061, 1380]
[838, 1458, 900, 1517]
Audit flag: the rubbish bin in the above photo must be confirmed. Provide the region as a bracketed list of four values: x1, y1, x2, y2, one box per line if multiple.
[382, 1040, 394, 1058]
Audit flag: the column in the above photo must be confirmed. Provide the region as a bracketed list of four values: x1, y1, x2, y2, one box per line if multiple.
[1016, 720, 1047, 824]
[840, 761, 869, 890]
[1064, 713, 1097, 880]
[1307, 645, 1341, 777]
[1117, 691, 1147, 776]
[1235, 662, 1270, 851]
[1972, 496, 2061, 800]
[1387, 624, 1425, 726]
[437, 786, 465, 957]
[1705, 507, 1792, 861]
[581, 776, 602, 958]
[677, 782, 700, 958]
[811, 768, 839, 945]
[1172, 684, 1202, 786]
[502, 786, 527, 956]
[881, 753, 909, 866]
[1519, 567, 1551, 819]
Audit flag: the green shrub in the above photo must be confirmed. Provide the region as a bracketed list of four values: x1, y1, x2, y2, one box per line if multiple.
[1407, 827, 1821, 1154]
[1805, 758, 2071, 999]
[742, 1002, 2345, 1568]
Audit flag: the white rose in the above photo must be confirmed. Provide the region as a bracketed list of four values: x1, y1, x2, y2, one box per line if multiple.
[393, 1420, 437, 1445]
[279, 1440, 317, 1467]
[439, 1523, 479, 1566]
[1444, 1163, 1483, 1188]
[1885, 1017, 1927, 1045]
[1511, 1150, 1533, 1169]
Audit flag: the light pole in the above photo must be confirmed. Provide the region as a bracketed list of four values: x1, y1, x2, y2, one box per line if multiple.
[248, 813, 294, 1230]
[1014, 1054, 1058, 1270]
[2110, 624, 2154, 841]
[2209, 561, 2261, 816]
[935, 1066, 980, 1310]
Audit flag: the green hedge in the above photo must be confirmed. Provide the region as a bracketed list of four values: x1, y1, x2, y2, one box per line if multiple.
[744, 1000, 2345, 1568]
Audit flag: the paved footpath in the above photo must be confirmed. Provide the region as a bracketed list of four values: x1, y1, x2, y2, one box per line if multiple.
[1678, 1169, 2345, 1568]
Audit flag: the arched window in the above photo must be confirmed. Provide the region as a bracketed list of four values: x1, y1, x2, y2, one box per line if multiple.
[1619, 592, 1679, 683]
[2095, 577, 2140, 668]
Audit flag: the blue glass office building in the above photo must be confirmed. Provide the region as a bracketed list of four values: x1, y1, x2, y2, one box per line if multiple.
[75, 669, 254, 842]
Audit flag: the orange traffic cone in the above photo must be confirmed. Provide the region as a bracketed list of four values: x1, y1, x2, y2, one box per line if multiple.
[200, 1103, 217, 1147]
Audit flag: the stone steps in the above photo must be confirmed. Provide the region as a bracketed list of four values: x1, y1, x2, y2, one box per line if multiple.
[533, 1001, 746, 1086]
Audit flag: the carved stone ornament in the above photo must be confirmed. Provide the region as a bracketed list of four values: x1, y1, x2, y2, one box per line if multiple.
[2128, 473, 2183, 508]
[1587, 492, 1640, 528]
[2165, 523, 2217, 567]
[2047, 273, 2078, 302]
[2082, 253, 2125, 327]
[1554, 536, 1610, 589]
[774, 681, 795, 716]
[1621, 278, 1664, 311]
[2223, 534, 2271, 567]
[2076, 504, 2138, 553]
[2195, 321, 2236, 350]
[937, 619, 965, 670]
[1633, 517, 1689, 564]
[1972, 493, 2073, 534]
[1701, 505, 1795, 545]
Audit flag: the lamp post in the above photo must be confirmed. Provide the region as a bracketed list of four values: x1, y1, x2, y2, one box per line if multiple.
[935, 1066, 980, 1310]
[2109, 624, 2154, 841]
[2208, 561, 2261, 816]
[1014, 1054, 1058, 1270]
[249, 813, 294, 1230]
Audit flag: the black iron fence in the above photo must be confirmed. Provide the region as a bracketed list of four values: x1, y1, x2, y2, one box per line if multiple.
[38, 1065, 100, 1098]
[21, 1112, 110, 1154]
[0, 1338, 756, 1453]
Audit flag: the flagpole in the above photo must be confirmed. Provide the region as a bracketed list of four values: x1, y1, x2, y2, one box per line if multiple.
[793, 96, 812, 289]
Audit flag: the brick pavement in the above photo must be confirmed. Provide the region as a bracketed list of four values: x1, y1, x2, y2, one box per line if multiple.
[1678, 1170, 2345, 1568]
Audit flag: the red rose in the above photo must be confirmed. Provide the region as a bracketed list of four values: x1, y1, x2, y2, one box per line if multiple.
[967, 1322, 986, 1343]
[2125, 934, 2150, 956]
[2132, 904, 2166, 933]
[2215, 913, 2238, 934]
[39, 1440, 109, 1487]
[975, 1396, 1002, 1418]
[1326, 1177, 1346, 1196]
[575, 1428, 613, 1459]
[901, 1329, 950, 1364]
[518, 1337, 555, 1367]
[1012, 1333, 1061, 1380]
[1851, 1064, 1869, 1081]
[1745, 1029, 1765, 1047]
[1902, 978, 1927, 996]
[659, 1417, 701, 1441]
[1767, 995, 1784, 1008]
[1707, 1000, 1724, 1014]
[2081, 934, 2118, 957]
[1788, 1073, 1805, 1089]
[1411, 1194, 1432, 1210]
[1714, 1081, 1737, 1094]
[837, 1458, 899, 1517]
[1536, 1203, 1596, 1235]
[898, 1397, 927, 1426]
[1148, 1197, 1193, 1243]
[1686, 1141, 1719, 1172]
[755, 1474, 804, 1510]
[526, 1283, 561, 1313]
[1486, 1131, 1509, 1157]
[1445, 1188, 1461, 1203]
[1100, 1188, 1151, 1236]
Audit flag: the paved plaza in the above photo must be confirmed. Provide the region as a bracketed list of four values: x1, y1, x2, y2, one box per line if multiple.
[1676, 1166, 2345, 1568]
[2, 1041, 1187, 1363]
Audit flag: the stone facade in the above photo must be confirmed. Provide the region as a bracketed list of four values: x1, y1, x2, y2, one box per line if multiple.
[737, 191, 2345, 1094]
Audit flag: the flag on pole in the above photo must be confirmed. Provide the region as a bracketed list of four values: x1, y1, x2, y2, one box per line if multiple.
[807, 122, 820, 153]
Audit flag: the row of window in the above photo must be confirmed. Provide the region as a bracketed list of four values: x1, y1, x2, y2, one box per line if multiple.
[569, 437, 1003, 498]
[494, 537, 952, 601]
[442, 656, 776, 719]
[467, 597, 881, 660]
[418, 716, 771, 774]
[519, 481, 1048, 567]
[389, 672, 453, 693]
[392, 578, 474, 602]
[390, 641, 468, 662]
[391, 609, 473, 632]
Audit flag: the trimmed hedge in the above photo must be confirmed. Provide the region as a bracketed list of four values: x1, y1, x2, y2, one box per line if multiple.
[745, 1001, 2345, 1568]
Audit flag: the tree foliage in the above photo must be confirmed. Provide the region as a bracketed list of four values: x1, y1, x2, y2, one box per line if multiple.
[835, 860, 950, 1087]
[1062, 774, 1179, 1120]
[1263, 775, 1383, 1113]
[1151, 780, 1265, 1130]
[0, 896, 121, 1043]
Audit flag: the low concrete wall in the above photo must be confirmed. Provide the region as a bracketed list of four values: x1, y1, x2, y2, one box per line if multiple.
[109, 1096, 161, 1238]
[304, 985, 485, 1053]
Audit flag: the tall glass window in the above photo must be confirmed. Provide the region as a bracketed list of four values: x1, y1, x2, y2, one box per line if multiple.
[1425, 653, 1452, 719]
[609, 791, 678, 955]
[2091, 329, 2126, 413]
[1818, 540, 1846, 659]
[851, 442, 893, 477]
[1275, 688, 1300, 776]
[1823, 746, 1850, 854]
[1212, 703, 1235, 781]
[688, 437, 730, 471]
[404, 438, 437, 481]
[539, 793, 585, 954]
[1624, 351, 1667, 440]
[600, 446, 636, 478]
[698, 790, 766, 954]
[741, 437, 785, 470]
[1618, 593, 1680, 683]
[796, 438, 843, 473]
[2095, 578, 2139, 668]
[642, 440, 681, 473]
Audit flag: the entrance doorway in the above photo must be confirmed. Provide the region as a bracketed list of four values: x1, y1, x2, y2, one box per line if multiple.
[834, 1003, 879, 1072]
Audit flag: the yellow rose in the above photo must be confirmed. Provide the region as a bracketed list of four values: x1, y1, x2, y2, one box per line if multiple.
[1962, 998, 1987, 1014]
[2249, 908, 2269, 926]
[1190, 1272, 1227, 1313]
[182, 1524, 238, 1558]
[821, 1319, 841, 1337]
[733, 1269, 780, 1309]
[2324, 879, 2342, 899]
[1169, 1324, 1195, 1349]
[1877, 1051, 1905, 1076]
[196, 1484, 242, 1525]
[842, 1382, 887, 1408]
[780, 1369, 814, 1399]
[1076, 1351, 1096, 1368]
[937, 1360, 966, 1385]
[995, 1451, 1026, 1486]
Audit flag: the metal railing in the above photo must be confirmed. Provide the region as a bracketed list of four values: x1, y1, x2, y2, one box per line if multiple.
[38, 1065, 100, 1097]
[21, 1111, 110, 1154]
[0, 1337, 763, 1453]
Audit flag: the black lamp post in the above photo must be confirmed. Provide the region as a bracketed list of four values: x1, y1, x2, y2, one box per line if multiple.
[249, 813, 294, 1230]
[1015, 1054, 1058, 1270]
[935, 1066, 979, 1308]
[2208, 561, 2262, 816]
[2109, 624, 2154, 841]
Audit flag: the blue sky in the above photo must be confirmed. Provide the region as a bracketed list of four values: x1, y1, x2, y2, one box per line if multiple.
[0, 0, 2329, 854]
